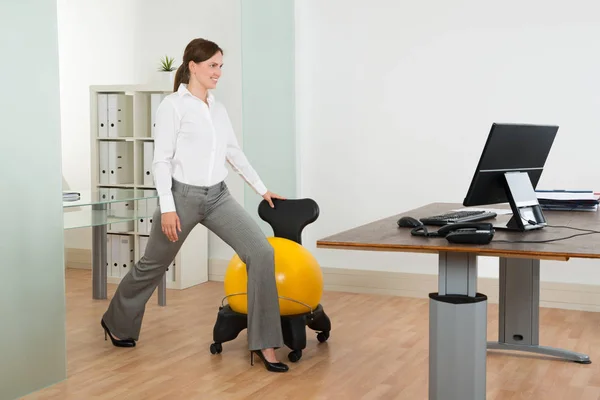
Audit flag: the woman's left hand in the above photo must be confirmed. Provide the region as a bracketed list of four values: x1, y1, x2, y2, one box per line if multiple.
[263, 191, 286, 208]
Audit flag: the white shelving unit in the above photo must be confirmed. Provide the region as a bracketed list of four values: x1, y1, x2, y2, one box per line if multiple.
[89, 84, 208, 290]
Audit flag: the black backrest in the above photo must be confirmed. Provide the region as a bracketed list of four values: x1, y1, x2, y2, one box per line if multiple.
[258, 198, 320, 245]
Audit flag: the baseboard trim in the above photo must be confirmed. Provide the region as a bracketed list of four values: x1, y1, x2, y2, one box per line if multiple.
[66, 251, 600, 312]
[208, 258, 600, 312]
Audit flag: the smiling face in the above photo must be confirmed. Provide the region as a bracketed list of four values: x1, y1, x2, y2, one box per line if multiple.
[189, 51, 223, 91]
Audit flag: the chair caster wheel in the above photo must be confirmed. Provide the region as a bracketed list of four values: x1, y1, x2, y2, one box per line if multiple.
[288, 349, 302, 362]
[317, 331, 330, 343]
[210, 342, 222, 354]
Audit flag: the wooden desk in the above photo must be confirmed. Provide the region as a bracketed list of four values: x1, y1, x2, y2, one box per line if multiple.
[317, 202, 600, 400]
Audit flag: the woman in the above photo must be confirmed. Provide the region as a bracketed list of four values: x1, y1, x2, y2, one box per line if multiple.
[100, 38, 289, 373]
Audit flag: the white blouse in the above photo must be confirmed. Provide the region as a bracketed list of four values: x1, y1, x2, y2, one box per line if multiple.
[152, 83, 267, 213]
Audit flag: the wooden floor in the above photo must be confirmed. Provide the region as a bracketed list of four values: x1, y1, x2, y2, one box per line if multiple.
[23, 269, 600, 400]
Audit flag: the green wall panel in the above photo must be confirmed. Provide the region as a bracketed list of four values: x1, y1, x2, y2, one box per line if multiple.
[241, 0, 296, 232]
[0, 1, 67, 398]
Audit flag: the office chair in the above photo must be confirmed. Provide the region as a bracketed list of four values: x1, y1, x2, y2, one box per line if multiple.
[209, 198, 331, 363]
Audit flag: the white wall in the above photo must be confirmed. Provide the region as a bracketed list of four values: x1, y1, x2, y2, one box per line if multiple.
[295, 0, 600, 284]
[58, 0, 242, 260]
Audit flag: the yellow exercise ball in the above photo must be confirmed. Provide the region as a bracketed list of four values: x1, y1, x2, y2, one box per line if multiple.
[224, 237, 323, 316]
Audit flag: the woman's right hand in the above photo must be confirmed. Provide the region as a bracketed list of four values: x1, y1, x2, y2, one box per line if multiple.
[161, 211, 181, 242]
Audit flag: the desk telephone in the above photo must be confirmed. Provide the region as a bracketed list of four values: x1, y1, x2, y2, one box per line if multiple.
[398, 217, 495, 245]
[436, 222, 495, 244]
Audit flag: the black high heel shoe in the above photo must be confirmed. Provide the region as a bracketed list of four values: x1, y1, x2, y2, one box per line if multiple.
[250, 350, 289, 372]
[101, 319, 136, 348]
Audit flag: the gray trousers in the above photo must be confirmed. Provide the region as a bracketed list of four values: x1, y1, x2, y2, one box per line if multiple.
[102, 179, 284, 351]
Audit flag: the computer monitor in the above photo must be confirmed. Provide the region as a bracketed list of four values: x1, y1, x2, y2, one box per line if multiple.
[463, 123, 559, 231]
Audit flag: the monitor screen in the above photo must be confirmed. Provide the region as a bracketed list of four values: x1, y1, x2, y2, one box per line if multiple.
[463, 123, 558, 207]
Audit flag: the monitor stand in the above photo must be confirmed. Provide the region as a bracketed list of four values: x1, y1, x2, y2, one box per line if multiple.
[494, 171, 547, 232]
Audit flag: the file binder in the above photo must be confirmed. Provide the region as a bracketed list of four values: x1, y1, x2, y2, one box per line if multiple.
[145, 189, 158, 215]
[107, 234, 113, 278]
[108, 141, 118, 184]
[97, 94, 108, 138]
[145, 189, 157, 235]
[99, 187, 110, 202]
[108, 142, 133, 185]
[119, 235, 134, 277]
[110, 233, 121, 277]
[135, 189, 157, 235]
[117, 142, 133, 184]
[137, 194, 147, 235]
[143, 141, 155, 186]
[147, 215, 153, 234]
[98, 141, 109, 184]
[137, 216, 147, 235]
[150, 93, 167, 137]
[107, 94, 133, 137]
[167, 260, 176, 282]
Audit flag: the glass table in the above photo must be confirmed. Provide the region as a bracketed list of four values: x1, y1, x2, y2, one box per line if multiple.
[63, 189, 167, 305]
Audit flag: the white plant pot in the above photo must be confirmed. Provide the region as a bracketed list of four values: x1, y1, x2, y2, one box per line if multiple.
[157, 70, 175, 87]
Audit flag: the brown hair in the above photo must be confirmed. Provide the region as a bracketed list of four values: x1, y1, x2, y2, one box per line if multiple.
[173, 38, 223, 92]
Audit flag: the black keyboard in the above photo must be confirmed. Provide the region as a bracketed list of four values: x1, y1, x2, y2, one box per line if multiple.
[419, 210, 497, 226]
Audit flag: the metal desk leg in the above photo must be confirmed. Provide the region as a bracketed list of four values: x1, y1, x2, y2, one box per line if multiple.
[158, 272, 166, 306]
[487, 257, 591, 364]
[91, 203, 107, 300]
[429, 251, 487, 400]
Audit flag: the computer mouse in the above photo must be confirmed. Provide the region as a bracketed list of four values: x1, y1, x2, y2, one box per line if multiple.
[397, 216, 423, 228]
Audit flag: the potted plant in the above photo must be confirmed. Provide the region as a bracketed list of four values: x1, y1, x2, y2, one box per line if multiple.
[158, 55, 177, 85]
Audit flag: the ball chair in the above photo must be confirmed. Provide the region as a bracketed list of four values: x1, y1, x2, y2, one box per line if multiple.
[209, 198, 331, 363]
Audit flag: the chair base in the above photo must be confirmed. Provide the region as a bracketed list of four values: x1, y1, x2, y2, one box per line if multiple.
[209, 303, 331, 362]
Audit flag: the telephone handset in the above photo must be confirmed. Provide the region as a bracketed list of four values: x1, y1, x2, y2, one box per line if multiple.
[411, 222, 495, 244]
[436, 222, 494, 237]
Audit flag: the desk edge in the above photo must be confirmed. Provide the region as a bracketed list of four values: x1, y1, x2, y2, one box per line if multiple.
[315, 240, 580, 262]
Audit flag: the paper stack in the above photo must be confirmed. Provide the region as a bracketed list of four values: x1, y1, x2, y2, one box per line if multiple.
[62, 191, 81, 202]
[536, 190, 599, 212]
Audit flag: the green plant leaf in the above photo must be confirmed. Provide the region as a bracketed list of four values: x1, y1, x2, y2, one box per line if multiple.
[158, 55, 176, 71]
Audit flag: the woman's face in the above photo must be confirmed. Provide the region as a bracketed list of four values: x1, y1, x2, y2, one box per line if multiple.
[190, 51, 223, 91]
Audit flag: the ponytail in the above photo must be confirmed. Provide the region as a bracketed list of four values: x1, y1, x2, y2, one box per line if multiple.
[173, 62, 189, 92]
